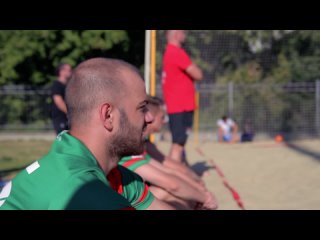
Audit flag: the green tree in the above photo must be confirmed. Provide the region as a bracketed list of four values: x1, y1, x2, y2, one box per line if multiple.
[0, 30, 133, 86]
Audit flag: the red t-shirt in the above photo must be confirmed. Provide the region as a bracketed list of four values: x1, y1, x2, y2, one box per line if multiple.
[162, 43, 195, 114]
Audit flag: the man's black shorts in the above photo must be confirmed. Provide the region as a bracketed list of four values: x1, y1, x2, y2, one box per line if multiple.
[168, 111, 194, 146]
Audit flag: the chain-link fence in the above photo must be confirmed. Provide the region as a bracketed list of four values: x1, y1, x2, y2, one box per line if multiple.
[155, 30, 320, 140]
[0, 82, 319, 139]
[0, 85, 52, 131]
[156, 81, 320, 140]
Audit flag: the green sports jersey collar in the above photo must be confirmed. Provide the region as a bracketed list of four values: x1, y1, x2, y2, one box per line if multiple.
[51, 130, 100, 168]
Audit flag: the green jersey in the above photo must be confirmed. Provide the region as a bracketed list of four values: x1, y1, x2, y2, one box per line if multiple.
[0, 131, 153, 210]
[107, 165, 153, 210]
[119, 150, 151, 171]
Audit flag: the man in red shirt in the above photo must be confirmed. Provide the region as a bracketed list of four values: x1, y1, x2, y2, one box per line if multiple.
[162, 30, 203, 164]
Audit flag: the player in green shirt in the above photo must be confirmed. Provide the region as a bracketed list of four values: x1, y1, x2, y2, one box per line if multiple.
[0, 58, 173, 210]
[0, 131, 153, 210]
[119, 95, 218, 210]
[119, 150, 151, 171]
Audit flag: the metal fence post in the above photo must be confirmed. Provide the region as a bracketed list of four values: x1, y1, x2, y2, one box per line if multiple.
[228, 82, 234, 117]
[316, 80, 320, 136]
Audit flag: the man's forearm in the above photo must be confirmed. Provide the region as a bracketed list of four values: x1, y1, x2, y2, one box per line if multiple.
[169, 175, 207, 203]
[165, 166, 206, 192]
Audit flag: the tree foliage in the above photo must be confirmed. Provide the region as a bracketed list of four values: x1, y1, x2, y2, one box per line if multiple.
[0, 30, 143, 86]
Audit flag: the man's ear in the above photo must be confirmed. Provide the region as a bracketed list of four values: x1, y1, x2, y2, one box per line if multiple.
[100, 103, 113, 131]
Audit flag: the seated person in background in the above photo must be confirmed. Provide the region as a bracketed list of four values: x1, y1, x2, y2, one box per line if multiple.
[119, 96, 217, 210]
[217, 115, 240, 143]
[241, 119, 254, 142]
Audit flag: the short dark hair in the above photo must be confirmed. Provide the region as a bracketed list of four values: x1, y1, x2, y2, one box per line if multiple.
[147, 95, 164, 107]
[55, 63, 68, 76]
[146, 95, 164, 115]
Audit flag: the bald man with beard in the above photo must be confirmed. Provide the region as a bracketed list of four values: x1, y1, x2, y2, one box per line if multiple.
[0, 58, 173, 210]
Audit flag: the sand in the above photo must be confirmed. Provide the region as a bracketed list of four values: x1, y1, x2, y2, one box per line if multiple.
[156, 138, 320, 210]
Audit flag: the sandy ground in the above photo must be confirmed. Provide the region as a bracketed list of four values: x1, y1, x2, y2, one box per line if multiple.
[155, 138, 320, 210]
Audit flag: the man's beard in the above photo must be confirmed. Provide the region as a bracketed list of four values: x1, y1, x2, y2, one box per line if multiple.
[109, 108, 146, 160]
